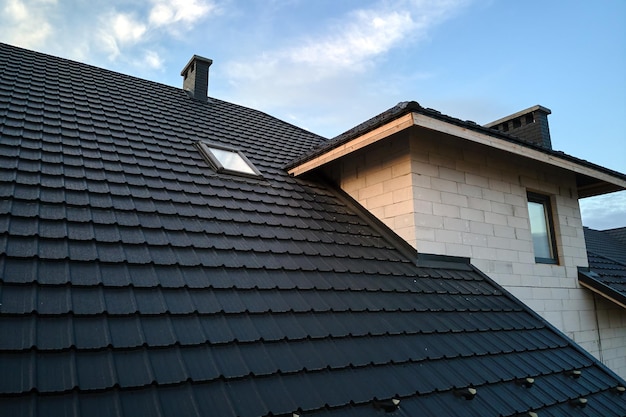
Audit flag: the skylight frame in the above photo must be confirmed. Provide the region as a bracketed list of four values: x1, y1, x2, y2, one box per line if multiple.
[196, 141, 262, 178]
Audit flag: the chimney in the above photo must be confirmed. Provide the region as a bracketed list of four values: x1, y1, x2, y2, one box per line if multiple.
[181, 55, 213, 102]
[484, 105, 552, 149]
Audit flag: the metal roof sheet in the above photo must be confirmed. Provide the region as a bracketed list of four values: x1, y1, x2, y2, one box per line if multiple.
[1, 42, 625, 416]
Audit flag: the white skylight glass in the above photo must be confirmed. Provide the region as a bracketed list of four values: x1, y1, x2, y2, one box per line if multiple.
[197, 142, 261, 177]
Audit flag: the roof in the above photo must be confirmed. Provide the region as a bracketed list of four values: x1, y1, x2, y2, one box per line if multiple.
[285, 101, 626, 198]
[1, 42, 626, 416]
[579, 227, 626, 309]
[603, 227, 626, 246]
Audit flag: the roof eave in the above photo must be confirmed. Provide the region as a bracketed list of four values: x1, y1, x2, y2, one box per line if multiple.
[578, 268, 626, 309]
[287, 109, 626, 198]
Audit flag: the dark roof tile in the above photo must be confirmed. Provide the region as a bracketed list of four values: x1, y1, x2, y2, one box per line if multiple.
[581, 227, 626, 308]
[2, 42, 625, 417]
[73, 316, 112, 349]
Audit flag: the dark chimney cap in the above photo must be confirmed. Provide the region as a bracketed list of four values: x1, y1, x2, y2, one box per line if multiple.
[484, 105, 551, 128]
[181, 55, 213, 102]
[484, 105, 553, 149]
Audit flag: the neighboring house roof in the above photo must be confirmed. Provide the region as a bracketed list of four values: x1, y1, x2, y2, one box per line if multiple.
[580, 227, 626, 309]
[286, 101, 626, 198]
[603, 227, 626, 246]
[1, 42, 626, 416]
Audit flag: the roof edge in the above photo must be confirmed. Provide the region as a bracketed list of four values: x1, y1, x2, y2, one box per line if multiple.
[285, 102, 626, 195]
[321, 176, 419, 264]
[578, 267, 626, 309]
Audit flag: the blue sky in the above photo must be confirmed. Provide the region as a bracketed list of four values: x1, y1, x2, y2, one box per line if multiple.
[2, 0, 625, 229]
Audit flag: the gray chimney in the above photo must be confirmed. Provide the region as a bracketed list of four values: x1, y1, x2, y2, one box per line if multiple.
[181, 55, 213, 102]
[484, 105, 552, 149]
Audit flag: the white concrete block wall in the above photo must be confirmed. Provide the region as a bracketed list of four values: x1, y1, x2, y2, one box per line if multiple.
[329, 132, 626, 379]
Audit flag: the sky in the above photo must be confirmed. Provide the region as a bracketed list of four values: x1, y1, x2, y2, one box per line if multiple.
[2, 0, 625, 229]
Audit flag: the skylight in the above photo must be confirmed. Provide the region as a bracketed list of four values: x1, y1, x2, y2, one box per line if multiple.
[197, 141, 261, 177]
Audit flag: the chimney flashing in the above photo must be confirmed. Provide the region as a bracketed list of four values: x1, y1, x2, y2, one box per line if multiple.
[181, 54, 213, 102]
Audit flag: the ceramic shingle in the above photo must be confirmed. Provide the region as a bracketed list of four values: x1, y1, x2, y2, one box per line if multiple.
[1, 42, 626, 416]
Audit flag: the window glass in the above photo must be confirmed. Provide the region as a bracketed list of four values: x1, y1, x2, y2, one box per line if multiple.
[197, 141, 261, 177]
[208, 146, 257, 175]
[527, 193, 557, 263]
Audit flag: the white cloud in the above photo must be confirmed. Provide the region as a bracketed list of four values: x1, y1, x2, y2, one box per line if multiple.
[0, 0, 56, 49]
[580, 190, 626, 230]
[148, 0, 218, 28]
[96, 0, 218, 62]
[290, 9, 414, 70]
[111, 13, 148, 44]
[98, 12, 147, 59]
[142, 50, 164, 69]
[223, 0, 469, 136]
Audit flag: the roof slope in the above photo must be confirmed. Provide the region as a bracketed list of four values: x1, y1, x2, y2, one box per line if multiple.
[580, 227, 626, 308]
[1, 42, 625, 417]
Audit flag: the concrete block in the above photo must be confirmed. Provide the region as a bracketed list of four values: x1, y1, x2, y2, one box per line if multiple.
[415, 226, 436, 241]
[468, 197, 492, 211]
[465, 172, 489, 188]
[435, 229, 463, 244]
[485, 212, 507, 226]
[415, 213, 444, 228]
[434, 203, 460, 218]
[504, 193, 525, 207]
[417, 240, 446, 255]
[392, 187, 412, 204]
[412, 160, 440, 177]
[365, 167, 393, 186]
[441, 192, 468, 207]
[488, 178, 511, 193]
[413, 186, 442, 202]
[493, 224, 515, 239]
[439, 166, 466, 183]
[491, 201, 514, 216]
[411, 173, 432, 188]
[414, 200, 434, 214]
[358, 182, 384, 200]
[367, 192, 394, 209]
[431, 177, 458, 193]
[458, 183, 483, 198]
[445, 243, 472, 257]
[507, 216, 529, 229]
[393, 213, 415, 229]
[469, 221, 494, 236]
[384, 199, 414, 218]
[482, 188, 505, 203]
[462, 232, 488, 247]
[383, 174, 412, 194]
[460, 207, 485, 222]
[444, 217, 470, 232]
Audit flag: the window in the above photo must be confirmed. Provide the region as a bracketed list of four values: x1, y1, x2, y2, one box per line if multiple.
[197, 141, 261, 177]
[527, 192, 558, 264]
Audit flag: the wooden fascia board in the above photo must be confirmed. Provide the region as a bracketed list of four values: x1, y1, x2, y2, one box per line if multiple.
[412, 113, 626, 191]
[579, 280, 626, 309]
[287, 113, 414, 176]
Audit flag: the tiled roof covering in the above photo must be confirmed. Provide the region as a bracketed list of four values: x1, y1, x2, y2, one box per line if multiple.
[1, 42, 625, 416]
[604, 227, 626, 246]
[580, 228, 626, 308]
